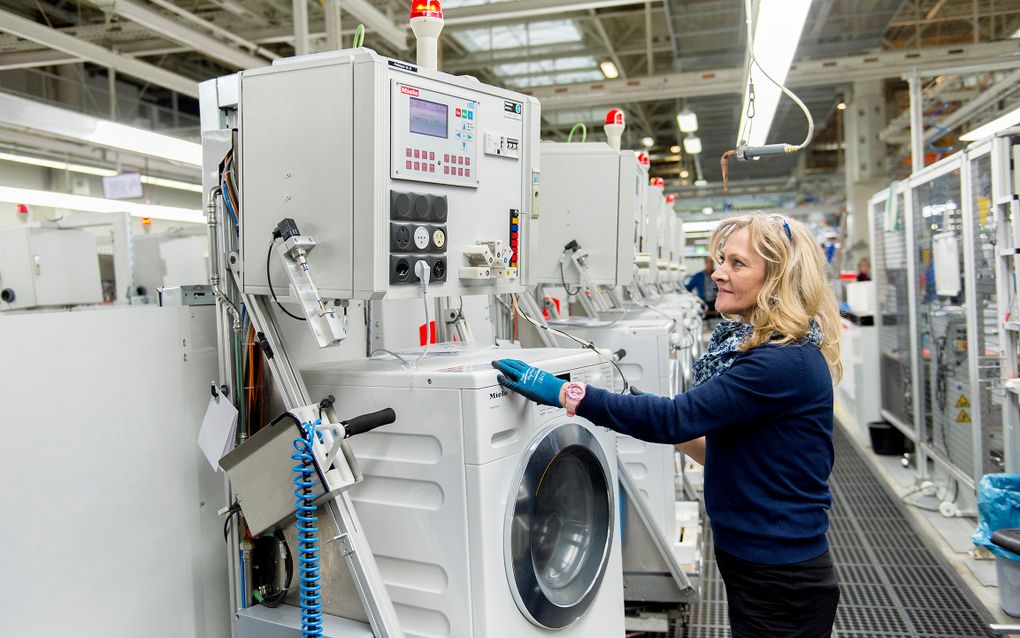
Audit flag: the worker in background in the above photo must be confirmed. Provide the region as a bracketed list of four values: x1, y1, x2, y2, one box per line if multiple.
[856, 257, 871, 282]
[685, 256, 718, 306]
[494, 213, 842, 638]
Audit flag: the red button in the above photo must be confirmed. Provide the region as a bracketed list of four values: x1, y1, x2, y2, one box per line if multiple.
[414, 162, 420, 170]
[465, 157, 471, 166]
[511, 239, 518, 247]
[511, 232, 518, 239]
[444, 154, 450, 162]
[458, 156, 464, 165]
[444, 166, 450, 175]
[465, 169, 471, 177]
[456, 108, 461, 117]
[414, 150, 420, 159]
[405, 160, 412, 169]
[429, 152, 435, 161]
[429, 164, 436, 173]
[406, 148, 412, 157]
[458, 168, 464, 176]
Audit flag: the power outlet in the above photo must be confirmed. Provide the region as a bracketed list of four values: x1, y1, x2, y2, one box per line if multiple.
[389, 255, 448, 285]
[391, 223, 447, 253]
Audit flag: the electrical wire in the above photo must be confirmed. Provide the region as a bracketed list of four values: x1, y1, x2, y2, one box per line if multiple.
[567, 123, 587, 143]
[559, 260, 581, 297]
[502, 294, 630, 392]
[266, 241, 307, 322]
[413, 286, 431, 366]
[740, 0, 814, 152]
[353, 24, 365, 48]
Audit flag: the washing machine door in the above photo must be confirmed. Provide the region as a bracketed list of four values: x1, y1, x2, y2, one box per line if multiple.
[504, 420, 615, 629]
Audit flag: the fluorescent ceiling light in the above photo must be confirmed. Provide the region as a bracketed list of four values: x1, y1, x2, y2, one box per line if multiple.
[702, 207, 713, 215]
[959, 104, 1020, 141]
[0, 151, 203, 193]
[694, 179, 708, 186]
[140, 175, 204, 193]
[683, 136, 703, 154]
[0, 151, 117, 177]
[0, 186, 205, 224]
[642, 136, 655, 148]
[836, 102, 847, 110]
[680, 169, 690, 178]
[735, 0, 812, 147]
[669, 145, 681, 154]
[677, 109, 699, 133]
[599, 61, 619, 79]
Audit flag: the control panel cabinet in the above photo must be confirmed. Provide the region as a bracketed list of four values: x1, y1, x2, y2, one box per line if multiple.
[238, 49, 541, 300]
[537, 143, 640, 288]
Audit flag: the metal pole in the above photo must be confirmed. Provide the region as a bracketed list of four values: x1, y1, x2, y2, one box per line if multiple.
[908, 73, 924, 172]
[325, 0, 343, 51]
[293, 0, 310, 55]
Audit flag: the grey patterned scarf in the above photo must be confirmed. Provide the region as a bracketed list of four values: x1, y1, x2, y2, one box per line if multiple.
[690, 320, 823, 388]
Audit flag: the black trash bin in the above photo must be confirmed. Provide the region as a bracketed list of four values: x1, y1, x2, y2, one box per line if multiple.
[868, 421, 906, 455]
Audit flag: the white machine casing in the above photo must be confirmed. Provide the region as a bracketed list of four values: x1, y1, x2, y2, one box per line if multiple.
[536, 142, 641, 287]
[638, 187, 664, 284]
[0, 225, 102, 311]
[545, 319, 680, 546]
[238, 49, 542, 301]
[302, 348, 625, 638]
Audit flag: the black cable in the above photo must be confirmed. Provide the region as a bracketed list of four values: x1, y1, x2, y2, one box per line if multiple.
[222, 501, 242, 543]
[559, 261, 581, 297]
[266, 241, 306, 321]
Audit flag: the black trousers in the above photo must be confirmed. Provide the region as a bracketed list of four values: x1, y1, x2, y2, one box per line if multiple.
[714, 547, 840, 638]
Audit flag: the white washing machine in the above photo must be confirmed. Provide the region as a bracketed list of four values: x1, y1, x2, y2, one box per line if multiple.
[302, 347, 625, 638]
[546, 319, 679, 549]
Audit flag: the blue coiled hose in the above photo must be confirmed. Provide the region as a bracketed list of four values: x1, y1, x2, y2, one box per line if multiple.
[292, 418, 323, 638]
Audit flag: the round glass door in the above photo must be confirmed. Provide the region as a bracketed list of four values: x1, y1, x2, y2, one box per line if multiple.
[504, 422, 614, 629]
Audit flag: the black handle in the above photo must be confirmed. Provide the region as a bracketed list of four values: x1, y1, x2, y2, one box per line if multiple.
[613, 348, 627, 361]
[343, 408, 397, 438]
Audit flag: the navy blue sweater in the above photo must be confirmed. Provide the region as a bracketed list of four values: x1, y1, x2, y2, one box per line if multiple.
[577, 341, 834, 565]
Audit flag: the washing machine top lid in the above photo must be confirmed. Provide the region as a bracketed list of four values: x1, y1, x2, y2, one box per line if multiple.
[301, 346, 610, 390]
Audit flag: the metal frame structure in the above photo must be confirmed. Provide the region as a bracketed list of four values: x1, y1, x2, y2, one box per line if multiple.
[870, 134, 1019, 490]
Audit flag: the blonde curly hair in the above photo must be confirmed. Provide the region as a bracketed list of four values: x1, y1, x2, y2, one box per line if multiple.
[709, 213, 843, 384]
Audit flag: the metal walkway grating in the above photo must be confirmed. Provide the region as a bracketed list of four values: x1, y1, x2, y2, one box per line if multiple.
[685, 426, 994, 637]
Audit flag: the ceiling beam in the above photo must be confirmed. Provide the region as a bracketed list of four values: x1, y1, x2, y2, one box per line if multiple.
[528, 39, 1020, 111]
[0, 7, 198, 97]
[81, 0, 268, 69]
[443, 0, 656, 26]
[333, 0, 407, 50]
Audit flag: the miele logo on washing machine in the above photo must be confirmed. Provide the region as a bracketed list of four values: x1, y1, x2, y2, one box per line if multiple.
[489, 390, 508, 400]
[400, 85, 420, 97]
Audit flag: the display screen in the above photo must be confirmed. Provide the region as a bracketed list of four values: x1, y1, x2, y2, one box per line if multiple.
[409, 97, 448, 139]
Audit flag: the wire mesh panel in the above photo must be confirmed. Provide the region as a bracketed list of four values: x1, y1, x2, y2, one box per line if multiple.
[873, 193, 913, 430]
[969, 150, 1006, 475]
[911, 162, 974, 480]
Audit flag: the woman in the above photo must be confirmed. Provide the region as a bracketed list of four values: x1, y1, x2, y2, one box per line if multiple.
[493, 213, 843, 638]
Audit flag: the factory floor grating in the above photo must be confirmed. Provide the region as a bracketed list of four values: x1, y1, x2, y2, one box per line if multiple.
[684, 426, 995, 638]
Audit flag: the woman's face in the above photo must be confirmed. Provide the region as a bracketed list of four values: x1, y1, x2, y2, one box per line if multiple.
[711, 227, 767, 322]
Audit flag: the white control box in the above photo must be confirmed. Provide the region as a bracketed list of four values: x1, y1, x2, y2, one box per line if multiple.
[639, 187, 665, 283]
[0, 225, 102, 311]
[238, 49, 541, 300]
[536, 143, 642, 287]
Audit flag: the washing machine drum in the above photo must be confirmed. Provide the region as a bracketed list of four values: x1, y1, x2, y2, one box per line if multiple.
[505, 422, 615, 629]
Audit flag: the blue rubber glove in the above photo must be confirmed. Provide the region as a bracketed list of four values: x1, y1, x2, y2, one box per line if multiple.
[492, 359, 565, 408]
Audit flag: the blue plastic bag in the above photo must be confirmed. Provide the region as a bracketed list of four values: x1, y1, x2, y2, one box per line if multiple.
[973, 474, 1020, 561]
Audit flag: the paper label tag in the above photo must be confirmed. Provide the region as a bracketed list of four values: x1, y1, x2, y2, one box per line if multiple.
[197, 395, 238, 471]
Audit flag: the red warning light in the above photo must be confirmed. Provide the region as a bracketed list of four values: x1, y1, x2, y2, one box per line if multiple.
[410, 0, 443, 19]
[141, 217, 153, 226]
[650, 177, 665, 188]
[605, 108, 625, 126]
[637, 152, 650, 166]
[666, 194, 676, 204]
[16, 204, 29, 215]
